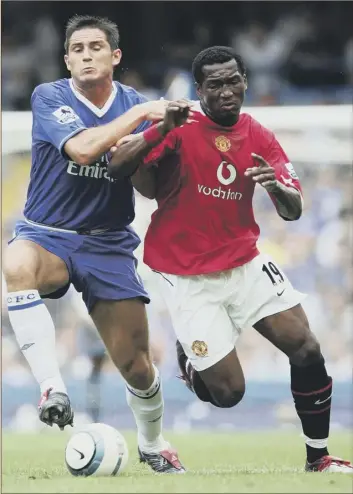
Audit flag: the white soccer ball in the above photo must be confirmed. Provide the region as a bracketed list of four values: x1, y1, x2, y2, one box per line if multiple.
[65, 423, 129, 477]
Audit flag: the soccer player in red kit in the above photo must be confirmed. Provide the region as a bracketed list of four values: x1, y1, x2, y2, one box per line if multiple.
[108, 46, 353, 473]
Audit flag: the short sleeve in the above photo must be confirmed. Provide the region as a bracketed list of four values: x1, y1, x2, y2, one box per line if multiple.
[262, 132, 302, 195]
[31, 85, 87, 155]
[133, 93, 151, 134]
[143, 129, 179, 166]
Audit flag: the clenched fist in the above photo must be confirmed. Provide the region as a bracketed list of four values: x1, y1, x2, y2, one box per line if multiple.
[160, 99, 196, 133]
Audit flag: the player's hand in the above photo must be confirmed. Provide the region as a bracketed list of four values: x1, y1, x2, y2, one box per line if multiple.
[110, 134, 139, 153]
[245, 153, 278, 192]
[139, 100, 170, 121]
[161, 99, 196, 132]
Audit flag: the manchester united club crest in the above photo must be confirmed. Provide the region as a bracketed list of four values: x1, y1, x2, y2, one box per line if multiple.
[215, 135, 231, 152]
[191, 340, 208, 357]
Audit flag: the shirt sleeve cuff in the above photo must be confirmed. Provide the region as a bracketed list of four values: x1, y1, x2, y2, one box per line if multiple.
[59, 126, 87, 157]
[143, 125, 164, 145]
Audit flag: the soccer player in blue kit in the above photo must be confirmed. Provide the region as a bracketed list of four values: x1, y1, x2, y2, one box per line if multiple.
[3, 15, 185, 473]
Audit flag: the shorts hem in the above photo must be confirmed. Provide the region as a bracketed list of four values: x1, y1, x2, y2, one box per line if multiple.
[10, 236, 72, 299]
[247, 292, 307, 328]
[188, 345, 234, 372]
[87, 293, 150, 314]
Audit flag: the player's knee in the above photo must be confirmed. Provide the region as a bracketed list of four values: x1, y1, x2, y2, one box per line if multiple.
[209, 384, 245, 408]
[119, 352, 153, 390]
[290, 333, 321, 367]
[3, 256, 38, 292]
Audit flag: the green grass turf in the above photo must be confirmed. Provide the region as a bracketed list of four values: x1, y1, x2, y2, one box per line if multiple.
[2, 430, 352, 493]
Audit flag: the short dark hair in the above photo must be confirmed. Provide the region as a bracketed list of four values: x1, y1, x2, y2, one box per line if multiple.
[65, 15, 120, 52]
[192, 46, 246, 84]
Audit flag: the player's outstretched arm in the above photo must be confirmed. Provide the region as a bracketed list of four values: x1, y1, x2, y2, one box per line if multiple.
[131, 166, 158, 200]
[107, 133, 159, 198]
[64, 100, 168, 166]
[245, 153, 303, 221]
[108, 100, 194, 179]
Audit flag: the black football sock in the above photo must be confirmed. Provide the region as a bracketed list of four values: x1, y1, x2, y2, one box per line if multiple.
[291, 356, 332, 463]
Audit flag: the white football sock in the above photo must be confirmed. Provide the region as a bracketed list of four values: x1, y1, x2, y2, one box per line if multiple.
[126, 364, 167, 453]
[7, 290, 67, 395]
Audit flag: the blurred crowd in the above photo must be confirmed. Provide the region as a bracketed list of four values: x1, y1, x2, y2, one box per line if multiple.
[2, 1, 352, 109]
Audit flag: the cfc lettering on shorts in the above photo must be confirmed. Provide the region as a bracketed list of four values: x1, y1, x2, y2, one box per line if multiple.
[7, 291, 43, 311]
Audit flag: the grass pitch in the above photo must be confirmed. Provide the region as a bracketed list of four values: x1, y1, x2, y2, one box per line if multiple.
[2, 430, 352, 493]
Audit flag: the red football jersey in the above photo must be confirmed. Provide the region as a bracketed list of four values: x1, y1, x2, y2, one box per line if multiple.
[142, 106, 302, 275]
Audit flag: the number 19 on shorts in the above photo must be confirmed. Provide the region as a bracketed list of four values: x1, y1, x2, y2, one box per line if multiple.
[262, 261, 284, 286]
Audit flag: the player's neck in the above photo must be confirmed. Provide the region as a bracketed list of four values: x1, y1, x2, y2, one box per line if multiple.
[72, 78, 114, 109]
[201, 103, 239, 127]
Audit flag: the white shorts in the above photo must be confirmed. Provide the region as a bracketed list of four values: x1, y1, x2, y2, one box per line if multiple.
[155, 253, 306, 371]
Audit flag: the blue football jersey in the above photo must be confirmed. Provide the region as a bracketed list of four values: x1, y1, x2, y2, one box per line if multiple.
[24, 78, 150, 230]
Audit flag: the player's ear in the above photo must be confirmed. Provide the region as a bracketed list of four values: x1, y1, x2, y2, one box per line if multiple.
[243, 73, 248, 91]
[195, 83, 202, 99]
[64, 54, 70, 71]
[112, 49, 122, 68]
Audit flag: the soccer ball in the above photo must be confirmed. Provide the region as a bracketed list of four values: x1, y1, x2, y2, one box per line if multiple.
[65, 423, 129, 477]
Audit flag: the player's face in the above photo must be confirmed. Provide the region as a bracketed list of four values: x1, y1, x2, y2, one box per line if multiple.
[197, 59, 247, 124]
[64, 28, 121, 85]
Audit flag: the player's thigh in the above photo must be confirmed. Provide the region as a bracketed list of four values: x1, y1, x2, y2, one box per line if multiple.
[156, 272, 237, 373]
[3, 239, 70, 294]
[253, 304, 320, 363]
[229, 253, 306, 333]
[73, 230, 149, 313]
[90, 297, 151, 377]
[232, 253, 319, 361]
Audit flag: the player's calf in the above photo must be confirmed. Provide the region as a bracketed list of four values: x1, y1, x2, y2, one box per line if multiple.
[291, 352, 333, 464]
[255, 306, 348, 469]
[206, 382, 245, 408]
[287, 329, 333, 464]
[91, 299, 185, 470]
[197, 347, 246, 408]
[279, 329, 332, 463]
